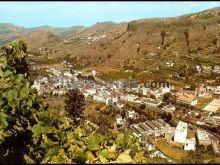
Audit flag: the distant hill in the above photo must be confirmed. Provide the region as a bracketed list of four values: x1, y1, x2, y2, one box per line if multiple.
[1, 7, 220, 71]
[0, 23, 30, 45]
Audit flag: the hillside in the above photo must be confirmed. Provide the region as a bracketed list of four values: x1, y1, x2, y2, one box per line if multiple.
[1, 7, 220, 72]
[0, 23, 30, 45]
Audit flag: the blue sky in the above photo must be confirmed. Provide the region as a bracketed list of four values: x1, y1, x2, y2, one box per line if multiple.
[0, 1, 220, 28]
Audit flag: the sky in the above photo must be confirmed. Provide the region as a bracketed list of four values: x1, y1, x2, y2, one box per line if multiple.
[0, 1, 220, 28]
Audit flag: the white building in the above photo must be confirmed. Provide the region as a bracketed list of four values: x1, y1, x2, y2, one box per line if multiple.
[116, 115, 126, 127]
[92, 70, 97, 76]
[142, 88, 148, 95]
[176, 92, 197, 106]
[93, 95, 106, 103]
[196, 129, 211, 146]
[64, 71, 72, 78]
[127, 110, 139, 119]
[162, 104, 176, 113]
[174, 121, 188, 143]
[112, 97, 118, 103]
[32, 80, 41, 91]
[120, 94, 138, 102]
[184, 138, 196, 151]
[85, 88, 96, 95]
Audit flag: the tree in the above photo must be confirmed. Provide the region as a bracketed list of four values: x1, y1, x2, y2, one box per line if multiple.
[163, 92, 176, 104]
[1, 40, 29, 76]
[139, 104, 146, 110]
[64, 88, 86, 124]
[212, 37, 218, 46]
[160, 30, 166, 46]
[149, 94, 156, 99]
[0, 41, 48, 163]
[184, 28, 190, 53]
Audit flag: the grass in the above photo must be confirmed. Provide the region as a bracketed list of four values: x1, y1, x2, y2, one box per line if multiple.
[43, 96, 66, 119]
[187, 131, 195, 139]
[155, 139, 187, 162]
[99, 71, 134, 81]
[83, 99, 106, 118]
[194, 97, 212, 110]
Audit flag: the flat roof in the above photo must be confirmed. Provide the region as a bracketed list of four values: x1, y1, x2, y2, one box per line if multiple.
[152, 120, 164, 128]
[138, 122, 152, 132]
[157, 119, 168, 126]
[130, 125, 140, 135]
[145, 121, 158, 130]
[197, 129, 210, 141]
[203, 99, 220, 112]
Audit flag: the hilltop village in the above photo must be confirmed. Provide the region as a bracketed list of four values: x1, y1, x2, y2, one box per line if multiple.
[31, 60, 220, 162]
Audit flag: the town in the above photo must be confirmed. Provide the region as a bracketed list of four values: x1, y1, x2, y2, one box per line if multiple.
[32, 62, 220, 163]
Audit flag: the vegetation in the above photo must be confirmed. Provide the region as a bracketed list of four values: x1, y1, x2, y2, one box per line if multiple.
[184, 28, 190, 53]
[163, 92, 177, 104]
[64, 88, 86, 124]
[1, 41, 166, 164]
[160, 30, 166, 46]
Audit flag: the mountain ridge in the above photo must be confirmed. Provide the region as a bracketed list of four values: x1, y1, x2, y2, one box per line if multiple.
[0, 7, 220, 72]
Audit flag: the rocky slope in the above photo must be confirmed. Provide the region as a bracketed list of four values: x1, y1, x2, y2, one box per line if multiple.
[0, 7, 220, 71]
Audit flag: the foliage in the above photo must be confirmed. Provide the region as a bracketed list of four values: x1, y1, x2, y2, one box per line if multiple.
[162, 92, 176, 104]
[161, 30, 166, 46]
[1, 40, 29, 75]
[0, 41, 47, 163]
[64, 88, 86, 124]
[0, 41, 156, 164]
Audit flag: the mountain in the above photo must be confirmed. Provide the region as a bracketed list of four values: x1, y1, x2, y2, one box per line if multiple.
[0, 23, 30, 45]
[30, 25, 84, 37]
[13, 29, 62, 52]
[1, 7, 220, 71]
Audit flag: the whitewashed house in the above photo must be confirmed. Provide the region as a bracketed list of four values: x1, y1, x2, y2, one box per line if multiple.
[174, 121, 188, 143]
[196, 129, 211, 146]
[32, 80, 41, 91]
[184, 138, 196, 151]
[64, 71, 72, 78]
[85, 88, 96, 95]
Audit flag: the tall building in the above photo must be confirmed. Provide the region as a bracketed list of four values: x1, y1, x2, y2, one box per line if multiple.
[174, 121, 188, 143]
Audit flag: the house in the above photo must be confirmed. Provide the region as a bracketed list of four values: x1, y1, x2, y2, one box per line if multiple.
[162, 104, 176, 113]
[85, 88, 96, 95]
[120, 94, 138, 102]
[175, 92, 197, 106]
[157, 118, 170, 127]
[211, 140, 220, 154]
[127, 110, 139, 119]
[142, 88, 148, 95]
[32, 80, 41, 91]
[63, 71, 72, 78]
[92, 70, 97, 76]
[93, 94, 106, 103]
[196, 65, 202, 73]
[214, 86, 220, 95]
[164, 127, 175, 141]
[112, 97, 118, 103]
[145, 121, 158, 130]
[143, 98, 162, 107]
[117, 103, 124, 109]
[138, 122, 153, 135]
[166, 62, 174, 67]
[174, 121, 188, 143]
[184, 138, 196, 151]
[116, 115, 126, 128]
[52, 89, 66, 96]
[196, 129, 211, 146]
[203, 99, 220, 113]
